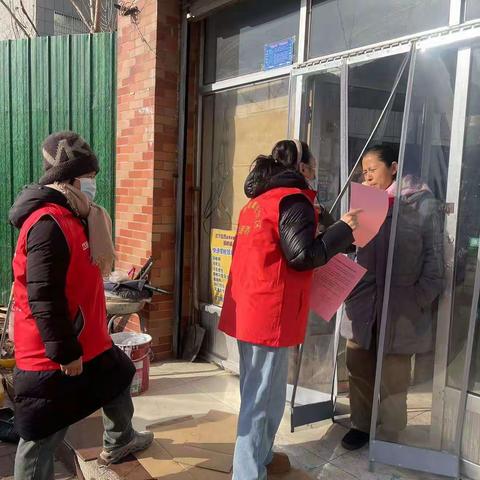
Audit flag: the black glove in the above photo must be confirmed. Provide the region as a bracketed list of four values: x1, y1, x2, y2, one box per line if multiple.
[318, 205, 335, 233]
[318, 205, 356, 254]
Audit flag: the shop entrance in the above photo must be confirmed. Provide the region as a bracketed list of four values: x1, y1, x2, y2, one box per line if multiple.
[289, 27, 480, 478]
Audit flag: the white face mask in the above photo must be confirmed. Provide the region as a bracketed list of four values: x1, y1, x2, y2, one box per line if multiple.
[77, 178, 96, 202]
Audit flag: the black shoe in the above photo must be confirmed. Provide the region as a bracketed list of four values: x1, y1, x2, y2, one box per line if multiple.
[341, 428, 369, 450]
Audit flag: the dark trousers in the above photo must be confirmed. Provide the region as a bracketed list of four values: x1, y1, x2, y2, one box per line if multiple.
[14, 387, 134, 480]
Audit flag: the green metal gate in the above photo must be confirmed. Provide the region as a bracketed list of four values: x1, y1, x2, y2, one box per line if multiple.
[0, 32, 117, 304]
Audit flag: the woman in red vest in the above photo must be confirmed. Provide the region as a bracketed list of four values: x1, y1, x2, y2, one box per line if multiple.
[219, 139, 360, 480]
[9, 132, 153, 480]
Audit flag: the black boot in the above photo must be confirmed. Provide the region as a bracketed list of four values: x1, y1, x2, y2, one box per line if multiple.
[341, 428, 369, 450]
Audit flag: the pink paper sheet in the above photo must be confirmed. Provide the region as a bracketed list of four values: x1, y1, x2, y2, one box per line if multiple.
[350, 182, 389, 248]
[310, 254, 367, 322]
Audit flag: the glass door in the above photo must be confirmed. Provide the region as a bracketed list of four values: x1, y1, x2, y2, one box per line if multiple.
[289, 32, 480, 466]
[440, 46, 480, 478]
[288, 66, 344, 424]
[370, 35, 480, 478]
[288, 50, 412, 429]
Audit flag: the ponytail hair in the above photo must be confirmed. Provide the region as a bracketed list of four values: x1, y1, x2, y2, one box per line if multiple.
[247, 154, 280, 192]
[271, 139, 312, 167]
[248, 139, 313, 186]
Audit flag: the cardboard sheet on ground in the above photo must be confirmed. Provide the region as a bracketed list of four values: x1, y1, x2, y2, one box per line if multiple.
[106, 455, 152, 480]
[136, 410, 235, 475]
[350, 182, 389, 247]
[135, 441, 197, 479]
[310, 254, 367, 321]
[158, 443, 233, 473]
[136, 411, 313, 479]
[147, 410, 237, 456]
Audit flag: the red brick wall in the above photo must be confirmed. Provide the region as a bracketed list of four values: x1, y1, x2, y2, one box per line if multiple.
[115, 0, 182, 360]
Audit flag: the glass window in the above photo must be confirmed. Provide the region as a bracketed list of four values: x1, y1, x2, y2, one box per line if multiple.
[204, 0, 300, 83]
[309, 0, 450, 59]
[300, 68, 342, 210]
[199, 79, 290, 302]
[348, 54, 409, 176]
[465, 0, 480, 21]
[54, 12, 89, 35]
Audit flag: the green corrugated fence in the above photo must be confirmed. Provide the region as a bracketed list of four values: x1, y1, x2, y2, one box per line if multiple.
[0, 32, 117, 304]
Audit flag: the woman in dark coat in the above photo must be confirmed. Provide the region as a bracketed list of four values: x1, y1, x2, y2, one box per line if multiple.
[341, 145, 444, 450]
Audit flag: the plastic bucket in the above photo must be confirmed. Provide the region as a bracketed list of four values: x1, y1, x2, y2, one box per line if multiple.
[111, 332, 152, 396]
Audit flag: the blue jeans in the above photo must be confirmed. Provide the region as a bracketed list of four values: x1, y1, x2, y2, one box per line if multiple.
[233, 340, 289, 480]
[14, 387, 134, 480]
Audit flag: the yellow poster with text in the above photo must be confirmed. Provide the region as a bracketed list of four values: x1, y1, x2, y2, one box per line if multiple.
[210, 229, 236, 306]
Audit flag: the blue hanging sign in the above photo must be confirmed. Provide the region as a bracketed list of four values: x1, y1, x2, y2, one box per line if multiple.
[264, 37, 295, 71]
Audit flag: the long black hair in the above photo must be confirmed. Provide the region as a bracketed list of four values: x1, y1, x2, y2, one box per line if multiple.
[249, 139, 313, 185]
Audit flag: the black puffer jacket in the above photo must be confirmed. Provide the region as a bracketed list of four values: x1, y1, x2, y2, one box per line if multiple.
[9, 185, 135, 441]
[10, 186, 82, 364]
[244, 169, 354, 270]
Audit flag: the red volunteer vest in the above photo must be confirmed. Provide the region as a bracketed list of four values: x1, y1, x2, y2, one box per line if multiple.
[219, 187, 317, 347]
[13, 203, 112, 371]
